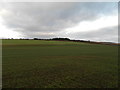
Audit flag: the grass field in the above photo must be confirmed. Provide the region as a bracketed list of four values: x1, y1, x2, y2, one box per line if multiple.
[2, 39, 118, 88]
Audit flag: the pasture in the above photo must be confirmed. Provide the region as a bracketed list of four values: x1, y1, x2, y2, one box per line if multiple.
[2, 39, 118, 88]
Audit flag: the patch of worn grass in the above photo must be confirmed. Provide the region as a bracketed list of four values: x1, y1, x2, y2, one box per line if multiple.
[2, 40, 118, 88]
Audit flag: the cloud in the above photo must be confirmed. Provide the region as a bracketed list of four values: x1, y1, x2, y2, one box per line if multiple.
[0, 2, 118, 42]
[67, 26, 118, 43]
[64, 15, 118, 33]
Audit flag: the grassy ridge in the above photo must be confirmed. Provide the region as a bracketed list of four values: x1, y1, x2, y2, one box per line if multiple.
[2, 39, 86, 45]
[2, 40, 118, 88]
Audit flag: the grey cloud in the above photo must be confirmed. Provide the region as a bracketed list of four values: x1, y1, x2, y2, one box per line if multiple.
[67, 26, 118, 42]
[0, 2, 118, 42]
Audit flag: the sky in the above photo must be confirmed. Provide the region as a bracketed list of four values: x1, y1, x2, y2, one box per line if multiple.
[0, 2, 118, 43]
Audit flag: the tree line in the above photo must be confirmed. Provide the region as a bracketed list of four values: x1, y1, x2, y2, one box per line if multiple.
[3, 37, 118, 45]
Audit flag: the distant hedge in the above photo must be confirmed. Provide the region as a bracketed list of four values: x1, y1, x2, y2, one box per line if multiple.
[51, 38, 70, 41]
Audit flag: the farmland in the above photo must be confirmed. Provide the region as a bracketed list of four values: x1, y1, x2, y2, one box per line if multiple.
[2, 39, 118, 88]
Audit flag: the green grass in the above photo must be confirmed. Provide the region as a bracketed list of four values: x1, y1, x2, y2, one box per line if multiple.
[2, 39, 118, 88]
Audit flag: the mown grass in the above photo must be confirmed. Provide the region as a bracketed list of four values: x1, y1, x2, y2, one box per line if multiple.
[2, 39, 118, 88]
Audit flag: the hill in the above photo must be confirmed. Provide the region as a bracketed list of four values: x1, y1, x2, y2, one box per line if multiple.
[2, 39, 118, 88]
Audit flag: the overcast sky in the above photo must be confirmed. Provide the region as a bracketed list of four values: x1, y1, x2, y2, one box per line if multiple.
[0, 2, 118, 43]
